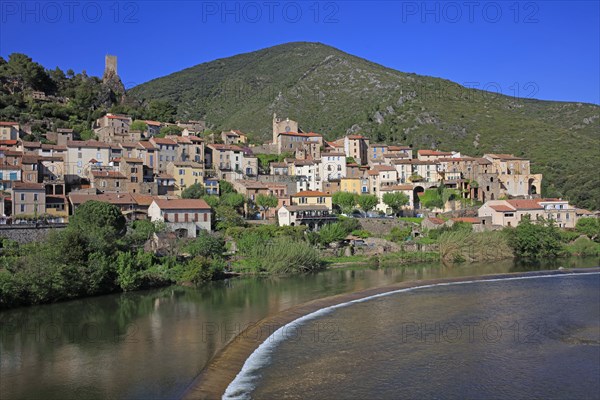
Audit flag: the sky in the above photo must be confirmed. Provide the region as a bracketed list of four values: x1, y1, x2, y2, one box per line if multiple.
[1, 0, 599, 104]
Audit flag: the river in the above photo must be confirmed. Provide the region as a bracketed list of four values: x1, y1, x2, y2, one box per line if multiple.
[1, 257, 598, 399]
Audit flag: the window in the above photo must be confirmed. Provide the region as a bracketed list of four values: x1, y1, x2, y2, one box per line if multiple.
[78, 152, 82, 159]
[77, 161, 82, 167]
[179, 169, 185, 175]
[115, 181, 120, 188]
[101, 181, 106, 187]
[20, 193, 25, 201]
[33, 194, 38, 202]
[20, 204, 25, 213]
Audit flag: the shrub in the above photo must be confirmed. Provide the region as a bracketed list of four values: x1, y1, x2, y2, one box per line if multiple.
[184, 231, 225, 258]
[506, 216, 564, 258]
[439, 230, 512, 263]
[386, 226, 412, 242]
[565, 237, 600, 257]
[319, 223, 347, 245]
[238, 237, 322, 273]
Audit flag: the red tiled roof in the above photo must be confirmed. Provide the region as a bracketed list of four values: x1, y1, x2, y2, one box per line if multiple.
[105, 114, 131, 120]
[137, 141, 156, 149]
[153, 198, 211, 210]
[490, 205, 515, 212]
[13, 182, 44, 190]
[347, 135, 366, 140]
[144, 120, 162, 126]
[150, 137, 177, 145]
[451, 217, 480, 224]
[91, 170, 126, 179]
[374, 165, 396, 172]
[0, 140, 18, 145]
[427, 217, 445, 225]
[381, 185, 413, 191]
[208, 143, 243, 151]
[388, 145, 411, 151]
[70, 192, 135, 205]
[507, 199, 544, 210]
[22, 141, 41, 148]
[418, 150, 452, 156]
[67, 140, 111, 148]
[0, 122, 19, 126]
[293, 190, 330, 197]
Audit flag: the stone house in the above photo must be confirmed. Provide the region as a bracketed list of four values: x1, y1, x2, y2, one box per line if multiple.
[94, 114, 134, 143]
[150, 137, 179, 173]
[65, 140, 111, 184]
[272, 114, 299, 144]
[148, 199, 212, 237]
[343, 135, 370, 165]
[276, 132, 323, 156]
[12, 182, 45, 217]
[90, 169, 127, 193]
[0, 122, 20, 140]
[167, 161, 205, 196]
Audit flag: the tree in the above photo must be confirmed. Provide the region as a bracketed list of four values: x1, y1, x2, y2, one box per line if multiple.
[332, 191, 358, 214]
[202, 195, 220, 208]
[156, 125, 182, 137]
[256, 194, 278, 217]
[575, 218, 600, 242]
[147, 100, 177, 123]
[181, 183, 205, 199]
[357, 194, 378, 213]
[221, 192, 245, 209]
[382, 192, 409, 215]
[318, 223, 347, 246]
[219, 180, 235, 194]
[215, 205, 245, 230]
[130, 120, 148, 132]
[184, 231, 225, 258]
[506, 215, 564, 258]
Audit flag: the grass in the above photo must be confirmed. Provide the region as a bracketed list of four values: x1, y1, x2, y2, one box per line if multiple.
[398, 217, 424, 224]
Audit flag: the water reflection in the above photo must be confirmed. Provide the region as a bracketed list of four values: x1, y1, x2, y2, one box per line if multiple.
[1, 257, 598, 399]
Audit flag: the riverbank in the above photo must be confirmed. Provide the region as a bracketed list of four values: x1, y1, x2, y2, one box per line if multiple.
[183, 267, 600, 400]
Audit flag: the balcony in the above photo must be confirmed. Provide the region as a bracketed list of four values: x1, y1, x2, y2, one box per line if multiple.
[295, 210, 336, 220]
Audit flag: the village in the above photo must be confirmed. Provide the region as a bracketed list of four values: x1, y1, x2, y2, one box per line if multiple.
[0, 106, 596, 240]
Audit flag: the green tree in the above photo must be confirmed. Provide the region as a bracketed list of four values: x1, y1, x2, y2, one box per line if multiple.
[221, 192, 245, 209]
[202, 195, 220, 208]
[215, 205, 245, 230]
[181, 183, 205, 199]
[146, 100, 177, 123]
[184, 231, 225, 258]
[575, 218, 600, 242]
[506, 215, 564, 258]
[130, 120, 148, 132]
[357, 194, 378, 213]
[256, 194, 278, 215]
[332, 191, 358, 214]
[157, 125, 182, 137]
[382, 192, 409, 215]
[219, 180, 235, 194]
[318, 223, 347, 246]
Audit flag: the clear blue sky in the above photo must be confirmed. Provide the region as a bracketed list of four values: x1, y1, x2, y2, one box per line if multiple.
[1, 0, 599, 104]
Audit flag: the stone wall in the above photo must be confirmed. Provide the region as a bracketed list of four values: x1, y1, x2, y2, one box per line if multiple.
[357, 218, 415, 236]
[0, 224, 67, 244]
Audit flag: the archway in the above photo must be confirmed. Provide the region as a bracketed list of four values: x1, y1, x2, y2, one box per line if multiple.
[528, 178, 537, 195]
[175, 228, 188, 238]
[413, 186, 425, 209]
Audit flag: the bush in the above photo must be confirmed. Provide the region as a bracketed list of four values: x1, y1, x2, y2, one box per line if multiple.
[184, 231, 225, 258]
[575, 218, 600, 241]
[175, 257, 225, 285]
[506, 216, 564, 258]
[337, 216, 361, 234]
[319, 223, 347, 245]
[386, 227, 412, 242]
[565, 237, 600, 257]
[439, 230, 512, 263]
[237, 237, 322, 274]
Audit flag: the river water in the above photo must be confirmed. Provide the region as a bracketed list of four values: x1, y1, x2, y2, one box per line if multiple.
[1, 257, 598, 399]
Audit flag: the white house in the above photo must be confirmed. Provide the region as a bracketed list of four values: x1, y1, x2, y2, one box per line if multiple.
[148, 198, 212, 237]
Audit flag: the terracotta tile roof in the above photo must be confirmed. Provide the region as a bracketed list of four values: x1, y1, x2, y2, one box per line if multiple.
[485, 154, 526, 161]
[322, 152, 345, 157]
[367, 170, 379, 175]
[150, 137, 178, 146]
[144, 120, 162, 126]
[370, 143, 388, 148]
[451, 217, 480, 224]
[67, 140, 111, 148]
[91, 170, 126, 179]
[374, 165, 396, 172]
[105, 114, 131, 120]
[347, 135, 366, 140]
[427, 217, 445, 225]
[131, 194, 154, 206]
[21, 155, 39, 164]
[293, 190, 330, 197]
[476, 158, 492, 165]
[507, 199, 544, 210]
[418, 150, 453, 156]
[0, 140, 18, 145]
[490, 205, 515, 212]
[270, 162, 288, 168]
[122, 157, 144, 163]
[0, 122, 19, 126]
[187, 136, 204, 143]
[285, 205, 330, 211]
[381, 185, 413, 191]
[438, 157, 477, 162]
[208, 143, 243, 151]
[119, 141, 138, 148]
[153, 198, 211, 210]
[278, 132, 322, 138]
[137, 141, 156, 149]
[12, 182, 44, 190]
[70, 192, 135, 205]
[22, 141, 41, 148]
[388, 145, 411, 151]
[293, 160, 316, 166]
[41, 144, 66, 151]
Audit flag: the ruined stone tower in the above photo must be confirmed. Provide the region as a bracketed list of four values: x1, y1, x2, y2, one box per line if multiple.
[103, 55, 118, 82]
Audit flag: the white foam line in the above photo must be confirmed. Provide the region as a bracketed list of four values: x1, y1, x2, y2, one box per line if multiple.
[222, 271, 600, 399]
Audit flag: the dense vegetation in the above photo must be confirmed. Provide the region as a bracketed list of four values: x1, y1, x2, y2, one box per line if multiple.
[0, 202, 226, 309]
[0, 53, 177, 141]
[129, 42, 600, 210]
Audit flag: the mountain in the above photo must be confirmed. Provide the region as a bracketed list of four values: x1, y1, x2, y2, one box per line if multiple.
[129, 42, 600, 210]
